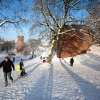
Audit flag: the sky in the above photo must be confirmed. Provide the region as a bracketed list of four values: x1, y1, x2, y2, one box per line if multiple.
[0, 27, 29, 41]
[0, 0, 34, 42]
[0, 0, 89, 42]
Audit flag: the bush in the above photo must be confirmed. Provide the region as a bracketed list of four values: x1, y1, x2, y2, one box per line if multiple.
[81, 50, 87, 54]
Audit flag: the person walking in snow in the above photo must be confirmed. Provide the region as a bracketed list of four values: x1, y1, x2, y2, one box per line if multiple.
[0, 56, 15, 87]
[19, 59, 24, 70]
[13, 57, 15, 63]
[70, 57, 74, 66]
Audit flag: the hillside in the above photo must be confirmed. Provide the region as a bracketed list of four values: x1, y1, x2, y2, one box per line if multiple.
[0, 45, 100, 100]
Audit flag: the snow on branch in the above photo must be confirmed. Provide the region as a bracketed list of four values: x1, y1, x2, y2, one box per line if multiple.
[0, 19, 21, 27]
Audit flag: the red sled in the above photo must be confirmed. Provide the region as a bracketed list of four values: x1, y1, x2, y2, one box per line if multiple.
[88, 48, 91, 51]
[43, 60, 46, 63]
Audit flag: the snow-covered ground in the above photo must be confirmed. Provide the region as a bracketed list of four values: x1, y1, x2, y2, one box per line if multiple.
[0, 45, 100, 100]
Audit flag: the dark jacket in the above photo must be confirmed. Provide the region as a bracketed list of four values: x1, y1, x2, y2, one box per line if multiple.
[0, 60, 15, 73]
[70, 58, 74, 64]
[20, 70, 26, 77]
[19, 61, 24, 67]
[19, 61, 24, 70]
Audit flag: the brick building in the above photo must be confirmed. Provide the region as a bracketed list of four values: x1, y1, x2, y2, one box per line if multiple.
[16, 34, 25, 54]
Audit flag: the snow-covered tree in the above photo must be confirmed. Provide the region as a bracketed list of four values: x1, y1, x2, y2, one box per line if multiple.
[0, 40, 15, 53]
[30, 0, 91, 38]
[30, 0, 98, 63]
[27, 38, 42, 52]
[0, 0, 30, 29]
[86, 0, 100, 45]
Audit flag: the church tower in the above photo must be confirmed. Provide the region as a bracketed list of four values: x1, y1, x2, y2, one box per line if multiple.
[16, 34, 25, 54]
[18, 34, 24, 42]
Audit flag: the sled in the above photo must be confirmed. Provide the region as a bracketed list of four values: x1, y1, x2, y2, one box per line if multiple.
[18, 74, 27, 79]
[88, 48, 91, 51]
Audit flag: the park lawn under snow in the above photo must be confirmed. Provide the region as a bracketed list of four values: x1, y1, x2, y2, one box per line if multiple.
[0, 45, 100, 100]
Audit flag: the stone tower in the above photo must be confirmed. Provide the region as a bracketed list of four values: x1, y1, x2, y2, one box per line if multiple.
[16, 34, 25, 54]
[18, 35, 24, 42]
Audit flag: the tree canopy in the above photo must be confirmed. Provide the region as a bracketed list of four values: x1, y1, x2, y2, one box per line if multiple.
[30, 0, 100, 43]
[0, 0, 32, 29]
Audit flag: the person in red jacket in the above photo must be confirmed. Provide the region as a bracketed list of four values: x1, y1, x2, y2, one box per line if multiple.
[0, 56, 15, 87]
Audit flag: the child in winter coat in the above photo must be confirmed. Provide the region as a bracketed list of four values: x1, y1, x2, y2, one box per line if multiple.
[19, 69, 27, 78]
[19, 59, 24, 70]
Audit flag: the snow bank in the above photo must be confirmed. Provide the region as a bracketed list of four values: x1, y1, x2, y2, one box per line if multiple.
[0, 45, 100, 100]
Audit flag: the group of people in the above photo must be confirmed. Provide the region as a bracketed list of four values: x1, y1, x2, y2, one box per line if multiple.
[0, 56, 74, 87]
[0, 56, 26, 87]
[19, 59, 27, 78]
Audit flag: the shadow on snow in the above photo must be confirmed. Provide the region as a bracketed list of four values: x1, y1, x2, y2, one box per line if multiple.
[25, 63, 53, 100]
[60, 59, 100, 100]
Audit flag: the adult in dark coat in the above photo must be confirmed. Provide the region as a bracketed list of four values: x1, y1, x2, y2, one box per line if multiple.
[70, 57, 74, 66]
[0, 57, 15, 87]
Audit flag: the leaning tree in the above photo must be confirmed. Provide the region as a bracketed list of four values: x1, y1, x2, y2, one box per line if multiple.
[30, 0, 99, 63]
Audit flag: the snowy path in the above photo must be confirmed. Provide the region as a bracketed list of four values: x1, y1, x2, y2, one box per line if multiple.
[51, 56, 100, 100]
[0, 49, 100, 99]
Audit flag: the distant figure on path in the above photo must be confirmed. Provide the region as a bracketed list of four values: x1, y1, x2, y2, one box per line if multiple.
[19, 59, 24, 70]
[0, 57, 15, 87]
[70, 57, 74, 66]
[13, 57, 15, 63]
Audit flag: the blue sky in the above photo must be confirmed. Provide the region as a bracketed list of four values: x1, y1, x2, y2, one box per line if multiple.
[0, 0, 33, 42]
[0, 27, 29, 41]
[0, 0, 88, 42]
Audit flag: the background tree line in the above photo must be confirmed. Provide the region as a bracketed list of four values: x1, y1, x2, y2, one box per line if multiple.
[0, 0, 100, 49]
[0, 37, 15, 53]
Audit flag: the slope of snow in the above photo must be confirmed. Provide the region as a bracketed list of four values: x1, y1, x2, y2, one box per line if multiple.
[0, 45, 100, 100]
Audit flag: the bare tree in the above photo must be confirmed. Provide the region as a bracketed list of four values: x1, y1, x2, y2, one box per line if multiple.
[86, 1, 100, 44]
[0, 37, 5, 52]
[30, 0, 97, 63]
[1, 40, 15, 53]
[0, 0, 31, 29]
[30, 0, 90, 37]
[27, 38, 42, 52]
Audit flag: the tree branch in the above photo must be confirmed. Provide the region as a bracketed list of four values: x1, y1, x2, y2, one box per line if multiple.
[0, 20, 21, 27]
[45, 0, 60, 28]
[39, 0, 57, 34]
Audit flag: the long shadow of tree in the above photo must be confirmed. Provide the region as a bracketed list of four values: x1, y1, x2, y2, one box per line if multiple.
[25, 63, 53, 100]
[80, 53, 100, 71]
[60, 59, 100, 100]
[27, 63, 42, 74]
[24, 62, 39, 69]
[44, 63, 53, 100]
